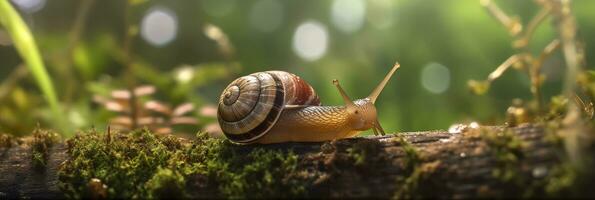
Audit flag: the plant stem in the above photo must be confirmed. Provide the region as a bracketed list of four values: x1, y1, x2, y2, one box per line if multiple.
[0, 1, 69, 134]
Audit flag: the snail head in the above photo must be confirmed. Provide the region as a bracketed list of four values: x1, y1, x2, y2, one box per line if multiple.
[333, 62, 400, 135]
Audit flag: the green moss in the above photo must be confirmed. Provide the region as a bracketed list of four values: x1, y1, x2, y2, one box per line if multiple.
[393, 161, 441, 199]
[214, 148, 305, 198]
[391, 136, 436, 199]
[346, 139, 383, 168]
[475, 124, 595, 198]
[30, 128, 59, 170]
[480, 128, 525, 183]
[475, 127, 536, 197]
[145, 168, 186, 199]
[544, 163, 578, 196]
[391, 126, 589, 198]
[543, 120, 565, 147]
[59, 129, 309, 199]
[539, 120, 595, 197]
[55, 126, 593, 198]
[192, 133, 308, 198]
[60, 129, 168, 199]
[391, 136, 421, 171]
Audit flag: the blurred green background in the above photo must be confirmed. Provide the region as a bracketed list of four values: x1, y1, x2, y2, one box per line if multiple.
[0, 0, 594, 136]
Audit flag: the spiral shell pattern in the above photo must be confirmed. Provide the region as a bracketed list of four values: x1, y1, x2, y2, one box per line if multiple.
[217, 71, 320, 143]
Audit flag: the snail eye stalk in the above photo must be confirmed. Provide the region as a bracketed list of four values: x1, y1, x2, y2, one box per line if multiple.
[368, 62, 401, 104]
[333, 79, 356, 108]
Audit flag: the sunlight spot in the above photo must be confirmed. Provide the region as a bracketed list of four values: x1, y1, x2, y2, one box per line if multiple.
[203, 23, 234, 56]
[331, 0, 366, 33]
[249, 0, 284, 33]
[69, 110, 85, 128]
[204, 24, 225, 41]
[292, 21, 329, 62]
[175, 66, 194, 83]
[202, 0, 237, 18]
[140, 6, 178, 47]
[421, 62, 450, 94]
[11, 0, 46, 14]
[532, 166, 548, 178]
[439, 138, 452, 143]
[469, 121, 480, 129]
[367, 0, 395, 29]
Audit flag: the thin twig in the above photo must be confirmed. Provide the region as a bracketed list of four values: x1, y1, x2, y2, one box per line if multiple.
[477, 0, 562, 112]
[203, 23, 236, 63]
[514, 6, 551, 49]
[122, 1, 138, 130]
[552, 0, 585, 164]
[481, 0, 522, 36]
[487, 55, 521, 82]
[530, 39, 561, 109]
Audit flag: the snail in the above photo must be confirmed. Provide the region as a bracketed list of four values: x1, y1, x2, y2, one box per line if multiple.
[217, 63, 401, 144]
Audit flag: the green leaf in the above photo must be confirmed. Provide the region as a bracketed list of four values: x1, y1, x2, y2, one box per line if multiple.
[0, 1, 69, 134]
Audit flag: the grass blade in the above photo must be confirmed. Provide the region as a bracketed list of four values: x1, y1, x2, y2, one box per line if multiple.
[0, 1, 68, 134]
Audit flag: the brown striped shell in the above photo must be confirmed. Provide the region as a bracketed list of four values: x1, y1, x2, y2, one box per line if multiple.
[217, 71, 321, 143]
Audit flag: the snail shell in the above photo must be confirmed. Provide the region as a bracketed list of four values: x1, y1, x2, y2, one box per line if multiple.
[217, 71, 321, 143]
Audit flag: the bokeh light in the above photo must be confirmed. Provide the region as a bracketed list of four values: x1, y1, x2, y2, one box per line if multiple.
[421, 62, 451, 94]
[249, 0, 284, 33]
[11, 0, 46, 14]
[140, 6, 178, 47]
[175, 66, 194, 84]
[292, 21, 329, 61]
[330, 0, 366, 33]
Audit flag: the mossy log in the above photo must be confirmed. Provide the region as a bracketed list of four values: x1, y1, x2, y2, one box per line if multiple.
[0, 124, 592, 199]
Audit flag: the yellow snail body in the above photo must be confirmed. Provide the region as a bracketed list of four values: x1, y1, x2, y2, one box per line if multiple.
[217, 63, 401, 144]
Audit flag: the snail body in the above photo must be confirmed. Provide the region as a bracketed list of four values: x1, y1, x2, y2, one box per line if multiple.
[217, 63, 401, 144]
